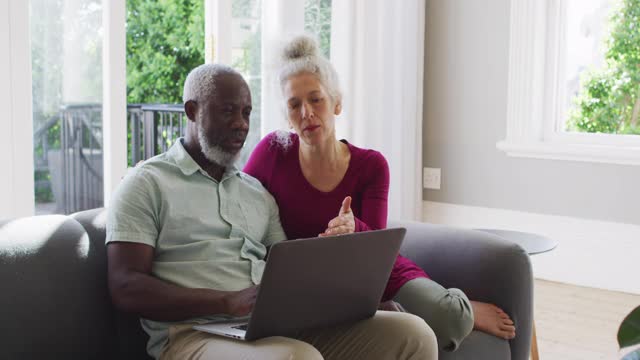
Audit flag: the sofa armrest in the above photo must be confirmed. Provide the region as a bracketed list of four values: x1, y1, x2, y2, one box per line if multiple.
[0, 215, 117, 359]
[389, 220, 533, 360]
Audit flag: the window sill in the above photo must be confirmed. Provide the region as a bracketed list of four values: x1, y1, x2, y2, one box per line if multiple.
[496, 140, 640, 166]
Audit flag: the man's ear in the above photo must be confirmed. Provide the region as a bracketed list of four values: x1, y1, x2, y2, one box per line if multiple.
[184, 100, 198, 121]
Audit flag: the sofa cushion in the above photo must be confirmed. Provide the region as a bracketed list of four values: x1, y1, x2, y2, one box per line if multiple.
[440, 331, 510, 359]
[0, 215, 117, 359]
[72, 208, 152, 360]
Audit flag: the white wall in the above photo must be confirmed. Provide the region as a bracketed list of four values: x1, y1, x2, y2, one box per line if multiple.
[423, 0, 640, 225]
[0, 0, 34, 220]
[424, 201, 640, 294]
[422, 0, 640, 293]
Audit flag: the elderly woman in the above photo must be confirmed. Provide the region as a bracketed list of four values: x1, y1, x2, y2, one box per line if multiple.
[244, 35, 515, 351]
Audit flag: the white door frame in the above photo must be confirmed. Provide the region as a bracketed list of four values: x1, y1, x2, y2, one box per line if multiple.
[102, 0, 127, 207]
[0, 0, 34, 219]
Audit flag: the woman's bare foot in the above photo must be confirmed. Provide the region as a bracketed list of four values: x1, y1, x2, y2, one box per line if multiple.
[471, 301, 516, 340]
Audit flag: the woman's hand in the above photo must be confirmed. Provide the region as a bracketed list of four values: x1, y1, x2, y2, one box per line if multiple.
[320, 196, 355, 236]
[378, 300, 406, 312]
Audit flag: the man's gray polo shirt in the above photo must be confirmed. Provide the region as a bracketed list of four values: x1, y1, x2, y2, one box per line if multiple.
[106, 138, 287, 359]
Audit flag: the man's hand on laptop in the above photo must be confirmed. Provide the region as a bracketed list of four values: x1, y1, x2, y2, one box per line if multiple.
[222, 285, 259, 316]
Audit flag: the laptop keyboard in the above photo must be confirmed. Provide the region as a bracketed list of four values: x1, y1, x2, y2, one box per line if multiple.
[231, 324, 249, 331]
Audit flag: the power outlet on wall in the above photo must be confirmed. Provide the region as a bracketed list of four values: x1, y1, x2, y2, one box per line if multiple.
[423, 167, 441, 190]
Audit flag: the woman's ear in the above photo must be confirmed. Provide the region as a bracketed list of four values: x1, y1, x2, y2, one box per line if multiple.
[334, 101, 342, 116]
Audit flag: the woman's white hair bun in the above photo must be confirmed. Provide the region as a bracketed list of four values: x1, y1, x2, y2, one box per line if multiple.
[282, 35, 318, 61]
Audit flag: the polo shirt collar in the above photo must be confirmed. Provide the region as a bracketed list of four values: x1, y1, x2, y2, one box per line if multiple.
[169, 138, 240, 179]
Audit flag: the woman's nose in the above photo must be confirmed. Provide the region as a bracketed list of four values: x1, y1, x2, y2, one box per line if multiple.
[301, 103, 313, 120]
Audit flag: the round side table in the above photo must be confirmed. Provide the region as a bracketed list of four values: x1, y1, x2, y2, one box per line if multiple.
[474, 229, 558, 255]
[474, 228, 558, 360]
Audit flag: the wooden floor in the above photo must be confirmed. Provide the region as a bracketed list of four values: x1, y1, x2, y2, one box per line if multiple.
[533, 279, 640, 360]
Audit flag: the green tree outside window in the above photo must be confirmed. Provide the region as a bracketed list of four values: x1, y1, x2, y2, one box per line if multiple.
[567, 0, 640, 135]
[126, 0, 204, 105]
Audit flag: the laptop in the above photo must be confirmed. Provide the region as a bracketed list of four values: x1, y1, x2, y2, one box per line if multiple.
[193, 227, 406, 341]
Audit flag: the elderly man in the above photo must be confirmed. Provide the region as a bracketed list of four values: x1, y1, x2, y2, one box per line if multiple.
[106, 64, 438, 360]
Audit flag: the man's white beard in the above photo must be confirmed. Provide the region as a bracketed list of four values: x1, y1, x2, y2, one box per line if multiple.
[197, 122, 240, 167]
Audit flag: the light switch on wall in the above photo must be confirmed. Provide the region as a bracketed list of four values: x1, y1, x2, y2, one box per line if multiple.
[423, 167, 441, 190]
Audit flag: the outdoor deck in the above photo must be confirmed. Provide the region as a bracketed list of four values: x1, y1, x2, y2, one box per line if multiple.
[34, 103, 187, 215]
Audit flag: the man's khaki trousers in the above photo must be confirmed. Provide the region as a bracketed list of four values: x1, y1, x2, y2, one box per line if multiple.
[160, 311, 438, 360]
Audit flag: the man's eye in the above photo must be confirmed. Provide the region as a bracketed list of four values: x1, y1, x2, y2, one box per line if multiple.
[311, 97, 322, 103]
[289, 102, 300, 110]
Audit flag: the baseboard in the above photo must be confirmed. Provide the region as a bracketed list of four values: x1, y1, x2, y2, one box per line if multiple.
[423, 201, 640, 295]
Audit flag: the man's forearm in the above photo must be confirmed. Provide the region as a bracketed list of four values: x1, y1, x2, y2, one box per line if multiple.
[110, 270, 232, 322]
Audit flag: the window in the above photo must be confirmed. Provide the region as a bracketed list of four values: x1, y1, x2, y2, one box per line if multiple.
[563, 0, 617, 135]
[230, 0, 262, 167]
[206, 0, 332, 168]
[8, 0, 333, 218]
[31, 0, 105, 214]
[126, 0, 204, 167]
[498, 0, 640, 165]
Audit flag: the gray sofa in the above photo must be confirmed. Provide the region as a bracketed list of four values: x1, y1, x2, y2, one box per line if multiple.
[0, 208, 532, 359]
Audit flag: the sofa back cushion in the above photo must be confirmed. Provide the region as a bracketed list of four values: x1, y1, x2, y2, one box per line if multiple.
[0, 215, 117, 359]
[72, 208, 152, 360]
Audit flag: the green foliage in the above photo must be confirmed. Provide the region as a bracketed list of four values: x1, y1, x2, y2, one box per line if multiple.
[567, 0, 640, 135]
[619, 305, 640, 359]
[126, 0, 205, 104]
[304, 0, 332, 58]
[34, 170, 53, 203]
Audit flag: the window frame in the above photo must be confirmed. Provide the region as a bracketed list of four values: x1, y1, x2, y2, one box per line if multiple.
[204, 0, 307, 141]
[497, 0, 640, 166]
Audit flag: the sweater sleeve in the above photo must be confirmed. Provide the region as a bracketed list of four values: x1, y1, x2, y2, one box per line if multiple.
[243, 132, 279, 188]
[354, 151, 390, 232]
